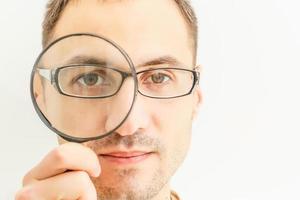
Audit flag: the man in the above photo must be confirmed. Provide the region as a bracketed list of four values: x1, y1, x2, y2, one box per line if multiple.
[16, 0, 202, 199]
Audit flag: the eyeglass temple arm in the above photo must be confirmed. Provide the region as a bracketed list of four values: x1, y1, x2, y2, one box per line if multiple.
[193, 65, 201, 85]
[36, 68, 53, 83]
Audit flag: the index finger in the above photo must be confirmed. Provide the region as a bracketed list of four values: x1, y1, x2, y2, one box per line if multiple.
[23, 142, 101, 186]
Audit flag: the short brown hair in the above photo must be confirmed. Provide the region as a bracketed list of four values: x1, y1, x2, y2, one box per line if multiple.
[42, 0, 198, 57]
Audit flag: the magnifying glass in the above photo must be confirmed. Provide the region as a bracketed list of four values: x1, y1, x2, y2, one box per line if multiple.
[30, 33, 138, 143]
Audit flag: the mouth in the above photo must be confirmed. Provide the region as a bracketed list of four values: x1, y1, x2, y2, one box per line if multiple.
[98, 151, 154, 165]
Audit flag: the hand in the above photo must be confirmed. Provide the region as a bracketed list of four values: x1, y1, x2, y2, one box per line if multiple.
[15, 142, 101, 200]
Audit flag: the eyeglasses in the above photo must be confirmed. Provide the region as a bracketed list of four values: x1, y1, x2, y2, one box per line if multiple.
[36, 64, 200, 99]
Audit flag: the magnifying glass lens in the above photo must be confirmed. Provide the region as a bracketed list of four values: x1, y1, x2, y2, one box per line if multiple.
[31, 34, 136, 142]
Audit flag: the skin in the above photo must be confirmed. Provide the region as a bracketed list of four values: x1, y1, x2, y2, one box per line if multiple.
[16, 0, 202, 199]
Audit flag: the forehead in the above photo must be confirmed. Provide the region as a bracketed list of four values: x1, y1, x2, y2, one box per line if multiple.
[52, 0, 193, 67]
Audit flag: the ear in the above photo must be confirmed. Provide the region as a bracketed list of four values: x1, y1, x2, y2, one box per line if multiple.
[192, 64, 203, 121]
[33, 73, 46, 113]
[192, 87, 202, 121]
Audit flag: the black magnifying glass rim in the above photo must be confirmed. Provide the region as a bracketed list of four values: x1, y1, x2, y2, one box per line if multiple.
[30, 33, 138, 143]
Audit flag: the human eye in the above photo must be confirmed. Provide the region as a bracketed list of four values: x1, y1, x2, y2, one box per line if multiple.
[76, 72, 104, 87]
[141, 70, 173, 85]
[74, 71, 110, 87]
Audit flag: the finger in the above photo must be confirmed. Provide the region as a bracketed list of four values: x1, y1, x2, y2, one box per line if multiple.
[23, 142, 101, 186]
[16, 171, 97, 200]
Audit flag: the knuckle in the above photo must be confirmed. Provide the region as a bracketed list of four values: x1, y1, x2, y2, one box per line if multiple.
[51, 146, 68, 166]
[22, 173, 30, 186]
[76, 171, 91, 184]
[15, 187, 35, 200]
[74, 171, 97, 199]
[74, 171, 96, 191]
[22, 171, 36, 186]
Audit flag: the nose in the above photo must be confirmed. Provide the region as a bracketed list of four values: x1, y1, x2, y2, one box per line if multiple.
[104, 79, 150, 136]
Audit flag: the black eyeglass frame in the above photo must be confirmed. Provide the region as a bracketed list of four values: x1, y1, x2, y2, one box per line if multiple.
[37, 64, 200, 99]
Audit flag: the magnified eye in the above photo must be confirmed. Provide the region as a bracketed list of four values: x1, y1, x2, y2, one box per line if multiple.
[77, 73, 105, 86]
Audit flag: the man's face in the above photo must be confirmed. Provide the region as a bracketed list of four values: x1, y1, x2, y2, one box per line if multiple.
[39, 0, 201, 199]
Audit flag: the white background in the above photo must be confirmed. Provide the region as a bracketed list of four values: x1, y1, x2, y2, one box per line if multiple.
[0, 0, 300, 199]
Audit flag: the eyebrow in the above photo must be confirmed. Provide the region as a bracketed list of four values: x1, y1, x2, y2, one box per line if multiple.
[136, 56, 184, 68]
[63, 55, 185, 70]
[64, 56, 107, 66]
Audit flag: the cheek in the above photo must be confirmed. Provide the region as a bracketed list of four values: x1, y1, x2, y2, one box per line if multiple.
[149, 98, 193, 166]
[151, 97, 194, 134]
[44, 89, 110, 136]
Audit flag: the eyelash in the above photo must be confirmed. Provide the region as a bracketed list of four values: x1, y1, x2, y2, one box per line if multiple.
[72, 70, 105, 83]
[139, 71, 173, 84]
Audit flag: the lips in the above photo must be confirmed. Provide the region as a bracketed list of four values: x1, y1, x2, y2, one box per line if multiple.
[99, 151, 153, 164]
[101, 151, 150, 157]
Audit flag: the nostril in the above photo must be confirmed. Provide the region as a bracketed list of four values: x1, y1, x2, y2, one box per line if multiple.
[114, 118, 139, 137]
